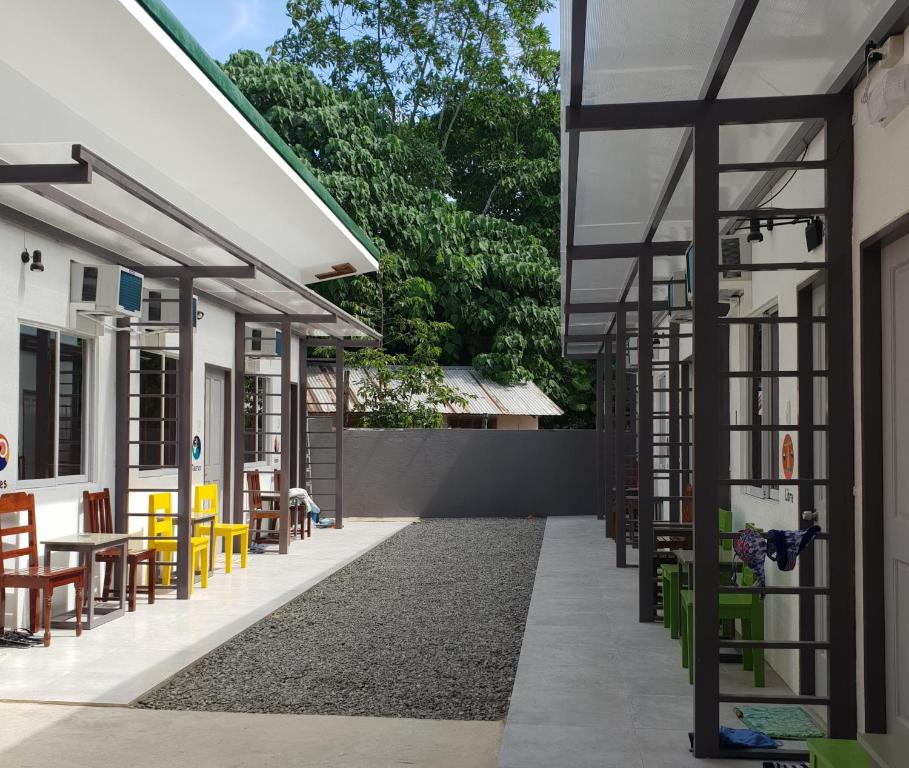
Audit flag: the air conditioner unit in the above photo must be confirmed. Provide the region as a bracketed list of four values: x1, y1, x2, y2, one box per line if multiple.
[682, 236, 751, 305]
[718, 235, 751, 300]
[246, 328, 283, 358]
[668, 270, 691, 320]
[70, 263, 143, 318]
[141, 288, 198, 330]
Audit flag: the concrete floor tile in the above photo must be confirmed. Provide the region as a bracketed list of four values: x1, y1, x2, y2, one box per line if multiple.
[498, 724, 643, 768]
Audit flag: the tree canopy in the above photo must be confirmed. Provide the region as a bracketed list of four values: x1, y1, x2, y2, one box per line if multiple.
[220, 3, 592, 427]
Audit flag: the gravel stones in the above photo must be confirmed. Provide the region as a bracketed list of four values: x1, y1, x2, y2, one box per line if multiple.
[137, 518, 545, 720]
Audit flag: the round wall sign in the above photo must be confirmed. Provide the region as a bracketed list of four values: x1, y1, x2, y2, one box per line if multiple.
[0, 433, 8, 471]
[782, 433, 795, 480]
[192, 435, 202, 461]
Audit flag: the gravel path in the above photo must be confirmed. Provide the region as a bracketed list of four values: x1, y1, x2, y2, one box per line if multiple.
[137, 518, 545, 720]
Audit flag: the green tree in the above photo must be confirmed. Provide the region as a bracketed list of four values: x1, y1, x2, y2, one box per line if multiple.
[352, 348, 468, 427]
[222, 51, 593, 427]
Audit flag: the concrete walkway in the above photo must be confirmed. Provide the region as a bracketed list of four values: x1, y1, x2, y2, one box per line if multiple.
[0, 521, 409, 704]
[498, 516, 759, 768]
[0, 703, 503, 768]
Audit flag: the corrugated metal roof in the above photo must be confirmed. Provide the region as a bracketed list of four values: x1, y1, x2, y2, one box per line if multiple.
[305, 365, 562, 417]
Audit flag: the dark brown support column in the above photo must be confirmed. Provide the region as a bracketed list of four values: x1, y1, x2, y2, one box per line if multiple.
[299, 341, 309, 494]
[824, 98, 856, 739]
[692, 110, 720, 758]
[615, 312, 627, 567]
[596, 355, 605, 520]
[668, 323, 680, 521]
[334, 344, 345, 529]
[604, 338, 615, 538]
[176, 275, 194, 600]
[638, 253, 655, 621]
[718, 323, 731, 510]
[681, 362, 691, 492]
[797, 286, 817, 696]
[233, 316, 245, 525]
[115, 317, 130, 533]
[279, 318, 292, 554]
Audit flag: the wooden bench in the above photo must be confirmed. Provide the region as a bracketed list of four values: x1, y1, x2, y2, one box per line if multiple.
[807, 738, 869, 768]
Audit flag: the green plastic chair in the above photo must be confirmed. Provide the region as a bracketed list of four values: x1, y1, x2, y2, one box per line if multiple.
[662, 508, 733, 638]
[679, 565, 765, 687]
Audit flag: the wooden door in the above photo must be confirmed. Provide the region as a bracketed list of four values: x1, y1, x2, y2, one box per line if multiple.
[882, 234, 909, 738]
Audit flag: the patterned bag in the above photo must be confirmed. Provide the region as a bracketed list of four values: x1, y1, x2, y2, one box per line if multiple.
[731, 528, 768, 595]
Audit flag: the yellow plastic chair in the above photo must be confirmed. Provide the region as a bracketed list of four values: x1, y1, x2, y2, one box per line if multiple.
[148, 492, 209, 594]
[193, 484, 249, 574]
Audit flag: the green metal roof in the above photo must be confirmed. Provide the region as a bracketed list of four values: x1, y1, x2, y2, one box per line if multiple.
[134, 0, 381, 262]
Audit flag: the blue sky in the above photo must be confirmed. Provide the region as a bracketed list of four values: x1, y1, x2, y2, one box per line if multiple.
[164, 0, 560, 62]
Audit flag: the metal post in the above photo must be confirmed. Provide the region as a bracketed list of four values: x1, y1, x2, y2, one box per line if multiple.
[596, 355, 605, 520]
[615, 311, 627, 566]
[718, 323, 731, 510]
[299, 342, 309, 494]
[176, 275, 194, 600]
[638, 253, 655, 621]
[334, 344, 345, 529]
[114, 317, 130, 533]
[797, 287, 817, 696]
[668, 323, 680, 522]
[604, 338, 615, 538]
[279, 318, 292, 554]
[824, 98, 856, 739]
[233, 317, 245, 525]
[692, 110, 720, 758]
[681, 362, 691, 493]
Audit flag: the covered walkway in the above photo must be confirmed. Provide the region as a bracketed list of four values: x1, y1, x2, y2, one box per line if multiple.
[499, 517, 779, 768]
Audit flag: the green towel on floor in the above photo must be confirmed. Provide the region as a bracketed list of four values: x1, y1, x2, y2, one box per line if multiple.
[735, 706, 825, 740]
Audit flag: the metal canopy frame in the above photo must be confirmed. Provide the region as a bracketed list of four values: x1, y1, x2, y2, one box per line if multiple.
[5, 143, 381, 587]
[555, 0, 901, 759]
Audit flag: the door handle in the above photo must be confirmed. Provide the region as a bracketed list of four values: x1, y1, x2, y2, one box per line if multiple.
[801, 509, 818, 521]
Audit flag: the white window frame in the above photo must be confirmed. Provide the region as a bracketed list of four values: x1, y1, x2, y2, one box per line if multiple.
[17, 321, 92, 488]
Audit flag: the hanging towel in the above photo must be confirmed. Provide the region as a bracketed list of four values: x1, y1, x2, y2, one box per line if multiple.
[767, 525, 821, 572]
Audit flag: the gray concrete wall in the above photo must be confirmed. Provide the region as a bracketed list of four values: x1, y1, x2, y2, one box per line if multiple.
[343, 429, 596, 517]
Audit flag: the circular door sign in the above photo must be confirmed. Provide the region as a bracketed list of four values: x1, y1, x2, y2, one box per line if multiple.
[782, 433, 795, 480]
[0, 433, 8, 471]
[192, 435, 202, 461]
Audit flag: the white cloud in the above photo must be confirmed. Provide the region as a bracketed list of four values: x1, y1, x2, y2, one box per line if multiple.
[216, 0, 263, 46]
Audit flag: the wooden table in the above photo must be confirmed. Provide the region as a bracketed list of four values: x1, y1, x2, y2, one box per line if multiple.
[43, 533, 128, 630]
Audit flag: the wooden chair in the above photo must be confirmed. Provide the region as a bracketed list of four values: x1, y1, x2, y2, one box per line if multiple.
[192, 484, 248, 573]
[0, 492, 83, 646]
[148, 493, 209, 594]
[248, 470, 279, 544]
[83, 489, 155, 612]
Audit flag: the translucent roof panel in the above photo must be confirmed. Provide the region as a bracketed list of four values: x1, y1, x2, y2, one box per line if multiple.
[582, 0, 737, 105]
[718, 0, 896, 99]
[574, 129, 687, 245]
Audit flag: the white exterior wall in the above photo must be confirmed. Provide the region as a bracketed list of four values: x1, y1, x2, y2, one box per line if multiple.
[0, 214, 301, 628]
[495, 415, 539, 430]
[851, 44, 909, 730]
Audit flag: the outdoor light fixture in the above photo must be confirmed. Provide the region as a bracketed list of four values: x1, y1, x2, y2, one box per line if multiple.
[805, 217, 824, 252]
[20, 248, 45, 272]
[746, 218, 764, 243]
